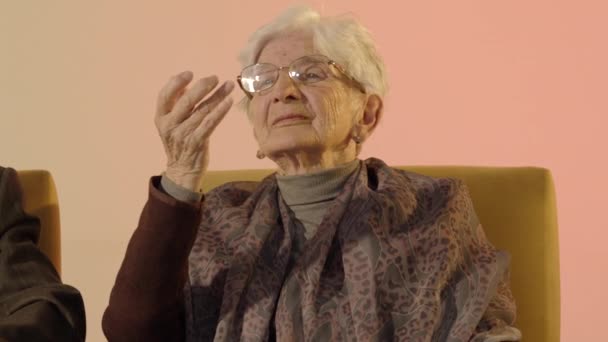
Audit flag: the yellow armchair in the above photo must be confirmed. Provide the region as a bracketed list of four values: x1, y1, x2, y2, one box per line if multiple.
[16, 170, 62, 276]
[202, 165, 560, 342]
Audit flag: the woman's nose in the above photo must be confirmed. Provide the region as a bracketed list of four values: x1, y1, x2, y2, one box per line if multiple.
[273, 70, 302, 103]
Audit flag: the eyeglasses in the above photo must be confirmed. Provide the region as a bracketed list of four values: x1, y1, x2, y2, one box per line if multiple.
[237, 55, 366, 98]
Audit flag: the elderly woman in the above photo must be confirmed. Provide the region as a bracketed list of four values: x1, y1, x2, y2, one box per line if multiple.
[103, 7, 521, 342]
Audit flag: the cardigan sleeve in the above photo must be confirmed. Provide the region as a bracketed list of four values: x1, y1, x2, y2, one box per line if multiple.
[102, 176, 202, 342]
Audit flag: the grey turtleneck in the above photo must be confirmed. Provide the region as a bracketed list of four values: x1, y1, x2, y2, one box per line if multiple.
[275, 159, 361, 239]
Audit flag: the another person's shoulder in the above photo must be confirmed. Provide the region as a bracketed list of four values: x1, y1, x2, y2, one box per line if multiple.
[0, 166, 20, 201]
[0, 165, 14, 180]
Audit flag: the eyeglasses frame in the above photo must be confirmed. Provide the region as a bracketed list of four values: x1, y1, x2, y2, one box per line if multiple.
[236, 55, 366, 99]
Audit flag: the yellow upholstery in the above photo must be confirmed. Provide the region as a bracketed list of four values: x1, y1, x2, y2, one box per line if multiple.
[16, 170, 62, 276]
[202, 166, 560, 342]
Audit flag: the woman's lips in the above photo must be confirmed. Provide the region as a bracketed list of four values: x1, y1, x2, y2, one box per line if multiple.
[272, 114, 311, 126]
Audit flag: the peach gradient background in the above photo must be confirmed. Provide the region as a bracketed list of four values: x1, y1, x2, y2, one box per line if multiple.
[1, 1, 607, 341]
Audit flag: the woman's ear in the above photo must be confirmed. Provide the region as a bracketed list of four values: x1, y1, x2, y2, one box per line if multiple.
[357, 94, 383, 141]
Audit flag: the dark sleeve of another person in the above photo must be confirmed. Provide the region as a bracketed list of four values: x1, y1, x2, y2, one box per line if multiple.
[0, 167, 86, 342]
[102, 176, 202, 342]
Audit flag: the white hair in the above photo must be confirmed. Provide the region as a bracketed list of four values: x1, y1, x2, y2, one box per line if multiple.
[238, 6, 388, 109]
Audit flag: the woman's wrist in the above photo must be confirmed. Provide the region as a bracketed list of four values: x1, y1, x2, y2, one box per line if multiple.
[164, 168, 203, 193]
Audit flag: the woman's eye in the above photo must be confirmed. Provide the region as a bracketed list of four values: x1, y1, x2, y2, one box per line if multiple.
[256, 77, 274, 88]
[300, 68, 325, 81]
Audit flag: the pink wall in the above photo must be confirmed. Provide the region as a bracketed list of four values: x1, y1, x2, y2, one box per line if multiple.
[1, 0, 606, 340]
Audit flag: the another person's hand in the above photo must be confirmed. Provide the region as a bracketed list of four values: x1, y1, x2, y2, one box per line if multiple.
[155, 71, 234, 192]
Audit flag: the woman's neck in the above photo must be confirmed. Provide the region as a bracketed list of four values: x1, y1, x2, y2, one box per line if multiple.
[270, 149, 357, 176]
[275, 158, 360, 206]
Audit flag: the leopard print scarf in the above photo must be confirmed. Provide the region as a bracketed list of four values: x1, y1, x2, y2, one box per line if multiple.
[185, 158, 520, 341]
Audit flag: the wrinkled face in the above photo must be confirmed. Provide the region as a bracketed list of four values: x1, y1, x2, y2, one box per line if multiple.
[248, 30, 364, 159]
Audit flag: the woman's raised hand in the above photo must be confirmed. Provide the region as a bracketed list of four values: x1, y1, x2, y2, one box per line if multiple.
[155, 71, 234, 192]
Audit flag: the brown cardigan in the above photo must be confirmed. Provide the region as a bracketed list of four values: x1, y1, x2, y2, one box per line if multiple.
[103, 176, 201, 342]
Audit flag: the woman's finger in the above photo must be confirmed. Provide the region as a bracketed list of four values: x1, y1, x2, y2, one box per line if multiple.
[193, 95, 234, 141]
[168, 75, 219, 125]
[192, 80, 235, 117]
[155, 71, 193, 119]
[178, 80, 235, 133]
